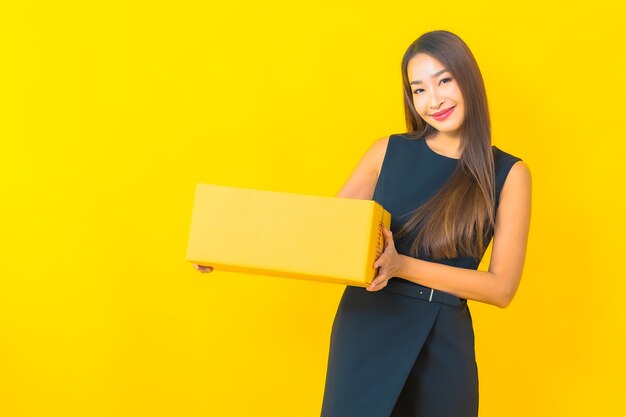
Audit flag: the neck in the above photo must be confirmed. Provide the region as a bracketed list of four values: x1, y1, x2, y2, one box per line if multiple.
[426, 133, 462, 157]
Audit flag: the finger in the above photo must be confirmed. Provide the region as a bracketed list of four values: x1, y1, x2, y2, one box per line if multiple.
[369, 270, 385, 287]
[383, 229, 394, 248]
[194, 264, 213, 273]
[368, 270, 378, 289]
[367, 278, 387, 291]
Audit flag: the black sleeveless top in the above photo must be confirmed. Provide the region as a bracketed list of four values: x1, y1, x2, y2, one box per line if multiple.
[372, 133, 523, 272]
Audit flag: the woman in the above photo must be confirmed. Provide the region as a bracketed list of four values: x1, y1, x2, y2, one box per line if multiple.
[318, 30, 531, 417]
[195, 29, 531, 417]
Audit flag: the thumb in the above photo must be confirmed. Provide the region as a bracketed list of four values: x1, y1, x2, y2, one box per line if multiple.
[382, 227, 392, 244]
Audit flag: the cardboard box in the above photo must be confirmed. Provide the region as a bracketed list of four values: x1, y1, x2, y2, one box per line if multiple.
[185, 183, 391, 287]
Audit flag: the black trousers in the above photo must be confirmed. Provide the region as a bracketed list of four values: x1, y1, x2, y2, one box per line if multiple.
[320, 281, 479, 417]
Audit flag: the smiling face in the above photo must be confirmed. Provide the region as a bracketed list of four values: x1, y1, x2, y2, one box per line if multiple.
[407, 53, 465, 138]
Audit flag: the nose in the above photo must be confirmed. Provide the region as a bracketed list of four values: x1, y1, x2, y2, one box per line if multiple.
[429, 90, 445, 108]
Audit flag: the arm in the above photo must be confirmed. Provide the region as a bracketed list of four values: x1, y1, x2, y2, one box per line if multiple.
[396, 161, 532, 308]
[335, 136, 389, 199]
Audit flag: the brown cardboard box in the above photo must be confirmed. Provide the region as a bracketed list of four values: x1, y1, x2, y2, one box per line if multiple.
[185, 183, 391, 287]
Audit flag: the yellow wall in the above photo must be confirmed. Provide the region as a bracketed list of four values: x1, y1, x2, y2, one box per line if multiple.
[1, 1, 624, 416]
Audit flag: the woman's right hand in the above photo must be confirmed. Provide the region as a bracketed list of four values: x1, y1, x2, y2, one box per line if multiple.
[193, 264, 214, 273]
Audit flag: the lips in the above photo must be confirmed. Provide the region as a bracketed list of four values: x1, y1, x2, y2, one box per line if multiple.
[432, 106, 456, 117]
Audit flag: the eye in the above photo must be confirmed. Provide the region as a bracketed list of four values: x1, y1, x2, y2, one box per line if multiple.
[412, 77, 454, 94]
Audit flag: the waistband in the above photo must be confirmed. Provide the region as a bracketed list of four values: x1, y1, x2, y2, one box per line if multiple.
[382, 278, 466, 308]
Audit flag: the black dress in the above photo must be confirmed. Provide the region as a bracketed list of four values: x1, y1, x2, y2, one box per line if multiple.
[320, 133, 523, 417]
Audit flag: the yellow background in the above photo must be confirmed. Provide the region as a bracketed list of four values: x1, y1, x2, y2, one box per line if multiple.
[1, 1, 624, 416]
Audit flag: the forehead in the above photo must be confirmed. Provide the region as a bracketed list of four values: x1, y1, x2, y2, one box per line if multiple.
[407, 54, 448, 82]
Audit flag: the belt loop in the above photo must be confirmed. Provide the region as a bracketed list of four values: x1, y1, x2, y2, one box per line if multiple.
[429, 288, 434, 302]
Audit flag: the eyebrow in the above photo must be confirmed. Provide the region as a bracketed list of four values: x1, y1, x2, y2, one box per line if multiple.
[410, 68, 450, 85]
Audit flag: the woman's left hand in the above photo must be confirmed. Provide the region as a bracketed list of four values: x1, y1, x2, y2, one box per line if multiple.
[367, 225, 405, 291]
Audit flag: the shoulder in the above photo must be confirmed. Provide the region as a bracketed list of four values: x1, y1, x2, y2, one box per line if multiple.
[492, 145, 531, 204]
[371, 135, 391, 150]
[504, 160, 532, 191]
[368, 135, 391, 177]
[362, 133, 416, 176]
[493, 145, 529, 178]
[492, 145, 532, 202]
[493, 145, 522, 167]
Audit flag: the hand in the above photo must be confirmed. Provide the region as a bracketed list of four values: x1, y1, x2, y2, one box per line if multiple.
[193, 264, 214, 273]
[367, 225, 404, 292]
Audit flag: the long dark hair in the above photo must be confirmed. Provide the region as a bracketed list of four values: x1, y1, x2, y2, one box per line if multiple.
[394, 30, 496, 261]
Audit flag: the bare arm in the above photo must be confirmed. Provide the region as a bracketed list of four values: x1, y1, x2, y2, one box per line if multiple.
[335, 136, 389, 199]
[396, 161, 532, 308]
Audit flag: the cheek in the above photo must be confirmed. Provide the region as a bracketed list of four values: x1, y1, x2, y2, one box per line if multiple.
[412, 97, 425, 115]
[456, 103, 465, 118]
[454, 88, 464, 104]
